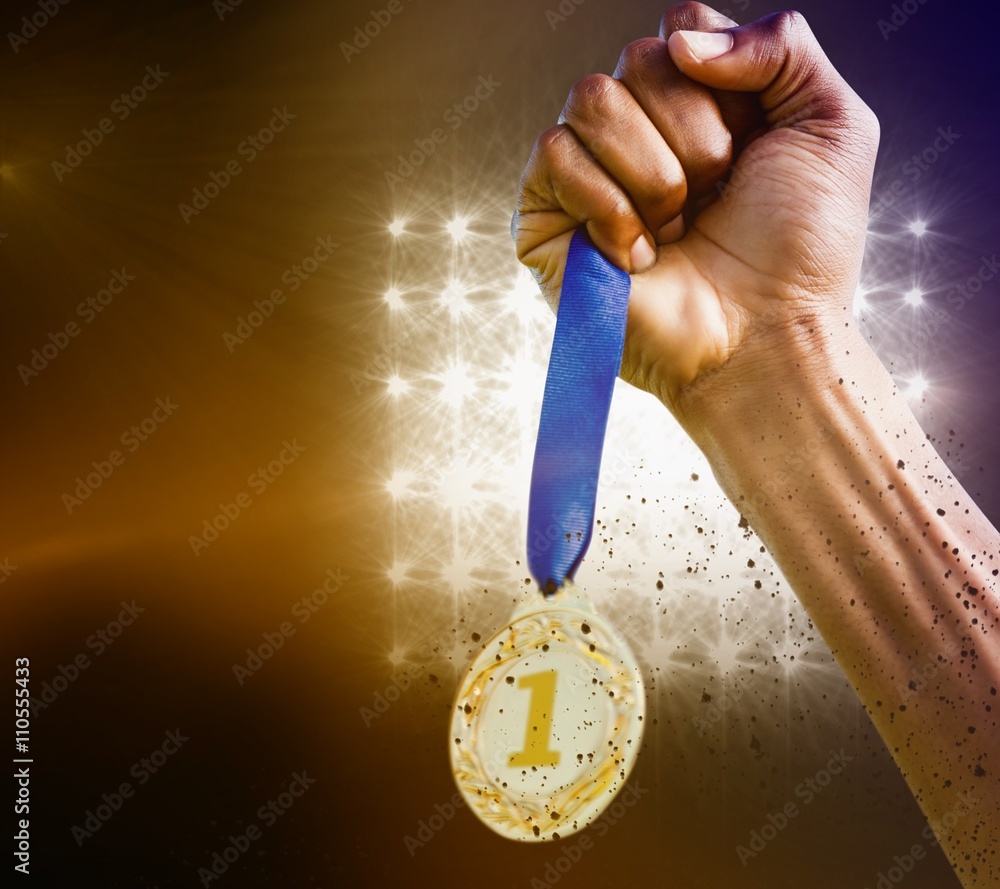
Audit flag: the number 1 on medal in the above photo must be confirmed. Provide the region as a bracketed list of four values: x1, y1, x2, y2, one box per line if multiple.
[508, 670, 561, 768]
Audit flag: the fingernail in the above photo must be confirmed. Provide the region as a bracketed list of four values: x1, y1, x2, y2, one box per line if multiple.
[630, 235, 657, 272]
[676, 30, 734, 61]
[657, 216, 686, 245]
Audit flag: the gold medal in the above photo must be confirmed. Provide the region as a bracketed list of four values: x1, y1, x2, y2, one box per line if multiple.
[449, 581, 645, 841]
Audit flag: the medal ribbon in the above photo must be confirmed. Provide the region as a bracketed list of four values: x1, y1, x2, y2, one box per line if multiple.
[527, 228, 632, 594]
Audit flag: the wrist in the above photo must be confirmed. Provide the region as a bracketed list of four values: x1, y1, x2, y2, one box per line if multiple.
[668, 307, 870, 434]
[666, 310, 888, 508]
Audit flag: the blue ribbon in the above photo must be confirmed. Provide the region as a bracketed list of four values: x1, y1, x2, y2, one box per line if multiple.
[527, 229, 632, 594]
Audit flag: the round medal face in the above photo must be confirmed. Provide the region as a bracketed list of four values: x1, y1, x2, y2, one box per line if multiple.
[449, 583, 645, 841]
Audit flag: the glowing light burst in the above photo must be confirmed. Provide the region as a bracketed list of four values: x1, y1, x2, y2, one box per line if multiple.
[386, 561, 411, 585]
[853, 285, 869, 316]
[435, 360, 476, 407]
[385, 468, 419, 500]
[906, 374, 929, 400]
[386, 374, 409, 396]
[363, 176, 952, 759]
[440, 278, 470, 316]
[446, 216, 469, 241]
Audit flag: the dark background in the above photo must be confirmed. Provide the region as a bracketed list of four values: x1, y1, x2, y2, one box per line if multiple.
[2, 0, 998, 886]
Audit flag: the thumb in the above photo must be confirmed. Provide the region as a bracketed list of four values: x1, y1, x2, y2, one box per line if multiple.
[666, 11, 872, 142]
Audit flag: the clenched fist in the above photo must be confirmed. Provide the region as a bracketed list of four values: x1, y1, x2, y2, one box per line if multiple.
[515, 8, 1000, 887]
[513, 2, 879, 421]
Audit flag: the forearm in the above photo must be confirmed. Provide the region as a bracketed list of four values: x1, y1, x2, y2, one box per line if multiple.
[679, 317, 999, 887]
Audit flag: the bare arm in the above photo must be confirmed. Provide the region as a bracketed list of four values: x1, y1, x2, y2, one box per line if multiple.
[513, 1, 999, 884]
[683, 312, 999, 887]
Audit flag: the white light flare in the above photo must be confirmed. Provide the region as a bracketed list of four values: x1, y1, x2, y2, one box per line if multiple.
[386, 468, 417, 500]
[387, 562, 410, 585]
[386, 374, 409, 396]
[853, 285, 869, 317]
[437, 362, 476, 407]
[905, 374, 929, 400]
[440, 279, 470, 316]
[446, 216, 469, 241]
[904, 288, 925, 307]
[504, 266, 549, 323]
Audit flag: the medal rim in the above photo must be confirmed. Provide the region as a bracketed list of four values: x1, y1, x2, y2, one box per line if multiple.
[449, 584, 646, 842]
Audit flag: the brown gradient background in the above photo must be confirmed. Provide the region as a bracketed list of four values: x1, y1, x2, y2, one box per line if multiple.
[2, 0, 998, 886]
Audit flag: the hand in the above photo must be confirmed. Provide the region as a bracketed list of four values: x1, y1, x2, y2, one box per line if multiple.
[513, 2, 879, 421]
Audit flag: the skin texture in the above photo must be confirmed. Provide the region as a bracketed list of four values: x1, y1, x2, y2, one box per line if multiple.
[512, 4, 999, 886]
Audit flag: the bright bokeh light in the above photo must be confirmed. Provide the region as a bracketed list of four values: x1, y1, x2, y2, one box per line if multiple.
[504, 266, 547, 322]
[446, 216, 469, 241]
[364, 187, 950, 755]
[384, 287, 404, 310]
[386, 374, 409, 396]
[906, 374, 929, 400]
[386, 469, 416, 499]
[853, 285, 869, 316]
[437, 361, 475, 406]
[387, 562, 410, 585]
[908, 220, 929, 237]
[440, 279, 469, 316]
[388, 218, 406, 236]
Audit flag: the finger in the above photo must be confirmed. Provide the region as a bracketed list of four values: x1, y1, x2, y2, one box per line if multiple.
[612, 38, 731, 203]
[515, 124, 658, 276]
[666, 10, 878, 153]
[658, 2, 764, 154]
[558, 73, 687, 245]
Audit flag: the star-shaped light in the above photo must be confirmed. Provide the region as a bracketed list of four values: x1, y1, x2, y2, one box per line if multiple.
[446, 216, 469, 241]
